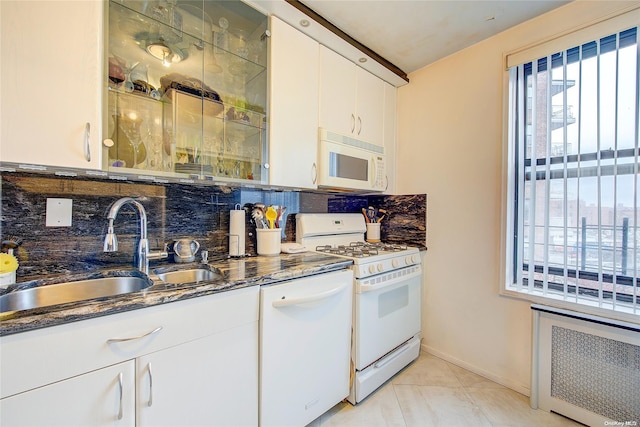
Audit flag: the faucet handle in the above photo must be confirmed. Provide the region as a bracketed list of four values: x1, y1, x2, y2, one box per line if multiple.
[201, 250, 209, 264]
[148, 243, 169, 261]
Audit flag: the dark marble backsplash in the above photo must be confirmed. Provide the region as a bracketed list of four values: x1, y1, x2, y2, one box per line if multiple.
[1, 171, 426, 281]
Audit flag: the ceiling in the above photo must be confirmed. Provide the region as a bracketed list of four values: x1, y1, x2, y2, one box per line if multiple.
[298, 0, 572, 75]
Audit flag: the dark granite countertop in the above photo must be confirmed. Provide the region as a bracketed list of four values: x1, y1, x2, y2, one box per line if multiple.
[0, 252, 352, 337]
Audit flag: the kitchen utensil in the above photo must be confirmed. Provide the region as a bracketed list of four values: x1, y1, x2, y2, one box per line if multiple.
[367, 206, 377, 223]
[361, 208, 370, 223]
[172, 239, 200, 263]
[275, 206, 287, 229]
[252, 207, 266, 229]
[265, 206, 277, 229]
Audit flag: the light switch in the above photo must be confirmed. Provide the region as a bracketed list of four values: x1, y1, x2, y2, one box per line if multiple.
[46, 198, 73, 227]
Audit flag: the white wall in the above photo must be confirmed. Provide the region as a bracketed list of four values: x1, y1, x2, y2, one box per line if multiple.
[397, 0, 640, 395]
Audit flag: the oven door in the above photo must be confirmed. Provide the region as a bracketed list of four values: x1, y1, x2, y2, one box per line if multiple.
[353, 265, 422, 370]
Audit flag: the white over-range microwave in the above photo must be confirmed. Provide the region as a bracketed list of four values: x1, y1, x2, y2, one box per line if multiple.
[317, 128, 387, 192]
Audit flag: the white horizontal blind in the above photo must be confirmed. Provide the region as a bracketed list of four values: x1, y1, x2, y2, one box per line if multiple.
[508, 21, 640, 316]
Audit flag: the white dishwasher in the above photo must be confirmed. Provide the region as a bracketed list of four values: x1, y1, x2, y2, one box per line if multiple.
[259, 268, 353, 427]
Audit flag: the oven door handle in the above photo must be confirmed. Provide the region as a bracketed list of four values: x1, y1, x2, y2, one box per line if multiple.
[272, 283, 349, 308]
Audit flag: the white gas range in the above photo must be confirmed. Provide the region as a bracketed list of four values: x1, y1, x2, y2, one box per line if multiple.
[296, 213, 422, 404]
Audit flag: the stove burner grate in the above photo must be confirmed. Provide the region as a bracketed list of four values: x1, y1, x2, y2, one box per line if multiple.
[315, 242, 412, 258]
[315, 244, 379, 258]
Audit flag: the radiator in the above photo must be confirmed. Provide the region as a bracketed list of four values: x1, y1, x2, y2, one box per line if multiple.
[531, 305, 640, 426]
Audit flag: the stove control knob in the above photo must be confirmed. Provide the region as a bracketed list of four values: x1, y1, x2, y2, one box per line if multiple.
[377, 263, 384, 272]
[369, 265, 377, 274]
[411, 255, 418, 264]
[405, 256, 412, 265]
[392, 259, 399, 268]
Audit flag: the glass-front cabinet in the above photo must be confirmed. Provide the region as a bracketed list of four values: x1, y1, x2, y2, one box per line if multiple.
[106, 0, 268, 183]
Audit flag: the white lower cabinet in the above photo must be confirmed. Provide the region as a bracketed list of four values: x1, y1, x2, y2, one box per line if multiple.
[0, 287, 259, 427]
[137, 322, 257, 427]
[0, 361, 136, 427]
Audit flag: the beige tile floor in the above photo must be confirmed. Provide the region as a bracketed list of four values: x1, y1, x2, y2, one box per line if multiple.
[308, 352, 583, 427]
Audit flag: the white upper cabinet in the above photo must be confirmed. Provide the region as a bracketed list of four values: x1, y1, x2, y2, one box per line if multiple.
[0, 1, 103, 170]
[383, 82, 397, 194]
[319, 46, 385, 146]
[268, 16, 320, 189]
[355, 65, 385, 146]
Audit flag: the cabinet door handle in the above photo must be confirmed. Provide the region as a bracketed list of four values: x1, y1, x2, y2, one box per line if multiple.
[350, 114, 355, 133]
[147, 362, 154, 407]
[272, 283, 348, 307]
[117, 372, 124, 420]
[311, 162, 317, 185]
[84, 122, 91, 162]
[106, 326, 163, 344]
[357, 116, 362, 135]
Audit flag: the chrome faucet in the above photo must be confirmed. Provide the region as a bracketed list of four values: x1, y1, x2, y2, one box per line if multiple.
[103, 197, 167, 275]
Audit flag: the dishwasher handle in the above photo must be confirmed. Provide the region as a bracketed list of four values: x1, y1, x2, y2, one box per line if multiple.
[272, 283, 349, 308]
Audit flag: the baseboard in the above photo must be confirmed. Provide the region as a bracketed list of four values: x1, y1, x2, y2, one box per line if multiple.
[421, 343, 531, 397]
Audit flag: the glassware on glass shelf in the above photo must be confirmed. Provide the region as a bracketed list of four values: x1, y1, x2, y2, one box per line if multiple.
[233, 30, 249, 59]
[216, 155, 225, 176]
[214, 17, 229, 54]
[120, 61, 139, 93]
[109, 114, 147, 168]
[130, 63, 148, 85]
[108, 56, 126, 88]
[247, 39, 263, 64]
[203, 136, 222, 168]
[207, 33, 223, 74]
[151, 0, 182, 43]
[146, 134, 163, 170]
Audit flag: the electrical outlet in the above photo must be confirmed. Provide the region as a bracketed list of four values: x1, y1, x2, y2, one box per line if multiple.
[46, 198, 73, 227]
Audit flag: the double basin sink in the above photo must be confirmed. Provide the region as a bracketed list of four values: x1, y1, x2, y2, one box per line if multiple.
[0, 266, 221, 314]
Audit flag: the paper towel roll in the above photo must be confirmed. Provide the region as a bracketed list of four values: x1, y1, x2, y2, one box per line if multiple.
[229, 209, 246, 257]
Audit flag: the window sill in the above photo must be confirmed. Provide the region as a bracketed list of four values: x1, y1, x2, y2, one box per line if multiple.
[500, 286, 640, 326]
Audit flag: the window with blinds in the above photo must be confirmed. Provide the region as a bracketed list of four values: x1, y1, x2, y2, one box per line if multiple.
[507, 21, 639, 315]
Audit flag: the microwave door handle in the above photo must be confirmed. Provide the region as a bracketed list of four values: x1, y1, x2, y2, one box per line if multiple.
[370, 156, 376, 188]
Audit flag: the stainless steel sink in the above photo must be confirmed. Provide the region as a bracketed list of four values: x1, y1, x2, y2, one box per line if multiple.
[0, 275, 153, 313]
[154, 268, 220, 284]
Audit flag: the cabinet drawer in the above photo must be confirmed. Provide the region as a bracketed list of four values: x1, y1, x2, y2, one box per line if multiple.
[0, 286, 259, 398]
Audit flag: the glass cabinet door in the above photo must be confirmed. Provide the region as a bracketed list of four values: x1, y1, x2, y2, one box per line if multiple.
[106, 0, 267, 183]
